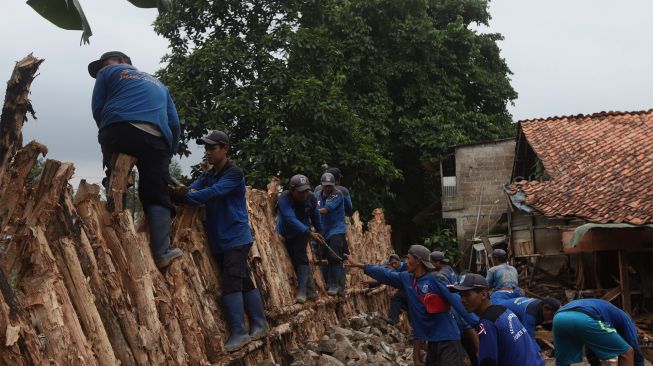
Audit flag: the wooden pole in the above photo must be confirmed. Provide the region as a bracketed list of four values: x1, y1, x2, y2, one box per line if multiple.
[618, 250, 632, 314]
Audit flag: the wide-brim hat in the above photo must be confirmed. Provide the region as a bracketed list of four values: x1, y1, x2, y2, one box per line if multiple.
[88, 51, 131, 78]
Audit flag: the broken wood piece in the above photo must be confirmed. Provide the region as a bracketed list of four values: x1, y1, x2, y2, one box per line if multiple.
[601, 287, 621, 303]
[107, 153, 137, 213]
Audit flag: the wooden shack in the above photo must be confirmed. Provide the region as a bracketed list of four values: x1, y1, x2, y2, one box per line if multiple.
[505, 110, 653, 314]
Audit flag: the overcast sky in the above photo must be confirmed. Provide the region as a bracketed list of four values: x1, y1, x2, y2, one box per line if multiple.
[2, 1, 653, 187]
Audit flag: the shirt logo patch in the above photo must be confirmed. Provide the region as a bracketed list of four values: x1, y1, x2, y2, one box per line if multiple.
[478, 323, 487, 335]
[421, 284, 429, 294]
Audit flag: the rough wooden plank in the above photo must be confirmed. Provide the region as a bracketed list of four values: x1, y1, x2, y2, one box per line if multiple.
[619, 250, 632, 314]
[107, 154, 137, 213]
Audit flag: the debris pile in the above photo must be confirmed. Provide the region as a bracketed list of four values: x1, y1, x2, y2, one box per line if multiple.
[285, 313, 413, 366]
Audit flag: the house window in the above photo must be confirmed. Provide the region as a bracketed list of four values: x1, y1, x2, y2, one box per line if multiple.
[441, 154, 457, 198]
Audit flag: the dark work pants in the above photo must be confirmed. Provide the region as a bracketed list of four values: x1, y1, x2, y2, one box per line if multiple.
[311, 239, 328, 282]
[388, 290, 408, 322]
[324, 234, 346, 264]
[460, 329, 478, 365]
[98, 123, 174, 212]
[213, 244, 255, 295]
[285, 235, 309, 267]
[425, 340, 465, 366]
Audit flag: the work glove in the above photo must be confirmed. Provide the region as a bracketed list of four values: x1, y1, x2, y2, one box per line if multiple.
[169, 186, 189, 204]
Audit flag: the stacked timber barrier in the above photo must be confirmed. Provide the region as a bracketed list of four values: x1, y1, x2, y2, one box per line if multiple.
[0, 55, 395, 365]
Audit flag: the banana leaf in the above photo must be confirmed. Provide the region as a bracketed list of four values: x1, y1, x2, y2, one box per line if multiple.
[26, 0, 92, 44]
[126, 0, 171, 12]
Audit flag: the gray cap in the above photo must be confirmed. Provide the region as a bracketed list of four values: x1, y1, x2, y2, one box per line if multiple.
[450, 273, 488, 292]
[289, 174, 311, 192]
[321, 172, 336, 186]
[326, 167, 342, 180]
[491, 249, 507, 258]
[88, 51, 132, 78]
[197, 130, 229, 146]
[408, 245, 435, 270]
[388, 254, 401, 261]
[430, 251, 447, 262]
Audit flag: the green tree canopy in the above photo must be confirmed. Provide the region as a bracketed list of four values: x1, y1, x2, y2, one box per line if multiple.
[156, 0, 517, 249]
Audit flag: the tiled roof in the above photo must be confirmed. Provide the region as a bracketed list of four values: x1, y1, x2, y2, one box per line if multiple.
[508, 109, 653, 224]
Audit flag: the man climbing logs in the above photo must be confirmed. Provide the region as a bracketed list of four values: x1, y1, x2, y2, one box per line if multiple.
[89, 51, 182, 270]
[276, 174, 325, 304]
[169, 130, 269, 352]
[317, 172, 347, 295]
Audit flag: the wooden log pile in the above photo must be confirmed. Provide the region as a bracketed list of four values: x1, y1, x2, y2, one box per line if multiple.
[0, 54, 395, 365]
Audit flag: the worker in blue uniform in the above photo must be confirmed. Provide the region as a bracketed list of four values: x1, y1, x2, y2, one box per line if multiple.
[494, 296, 560, 353]
[451, 273, 544, 366]
[347, 245, 477, 366]
[553, 298, 643, 366]
[486, 249, 522, 302]
[317, 172, 347, 295]
[276, 174, 325, 304]
[430, 251, 458, 285]
[90, 51, 182, 270]
[384, 254, 409, 324]
[169, 130, 268, 352]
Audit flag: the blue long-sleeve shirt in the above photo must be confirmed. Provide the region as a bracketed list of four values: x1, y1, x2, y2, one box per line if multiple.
[363, 265, 477, 341]
[558, 299, 643, 366]
[91, 64, 180, 152]
[276, 191, 323, 239]
[486, 263, 519, 290]
[478, 305, 544, 366]
[433, 271, 479, 333]
[315, 184, 353, 214]
[438, 265, 458, 285]
[495, 297, 542, 351]
[318, 190, 347, 239]
[185, 161, 253, 253]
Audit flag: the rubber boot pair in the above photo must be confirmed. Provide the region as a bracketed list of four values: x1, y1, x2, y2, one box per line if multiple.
[327, 263, 342, 295]
[147, 205, 182, 269]
[222, 289, 270, 352]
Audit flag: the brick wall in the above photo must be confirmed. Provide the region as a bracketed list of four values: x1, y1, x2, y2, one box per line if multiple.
[442, 139, 515, 249]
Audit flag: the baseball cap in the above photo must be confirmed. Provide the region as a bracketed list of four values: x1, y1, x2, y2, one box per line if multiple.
[197, 130, 230, 146]
[388, 254, 401, 262]
[88, 51, 132, 78]
[407, 245, 435, 270]
[541, 297, 561, 312]
[491, 249, 507, 258]
[289, 174, 311, 192]
[450, 273, 488, 292]
[326, 167, 342, 180]
[321, 172, 336, 186]
[430, 251, 446, 262]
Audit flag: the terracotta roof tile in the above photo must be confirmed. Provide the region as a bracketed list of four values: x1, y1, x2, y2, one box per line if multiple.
[511, 109, 653, 224]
